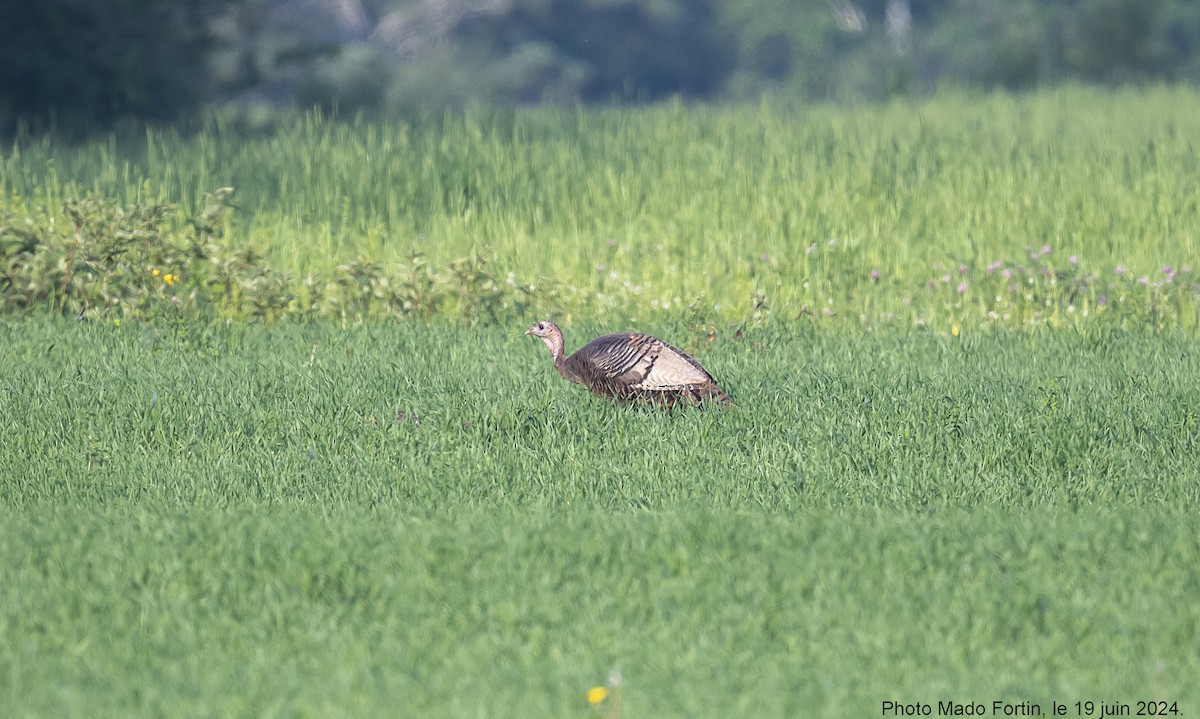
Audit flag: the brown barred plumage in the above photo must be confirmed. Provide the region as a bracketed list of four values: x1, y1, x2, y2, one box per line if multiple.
[524, 321, 731, 408]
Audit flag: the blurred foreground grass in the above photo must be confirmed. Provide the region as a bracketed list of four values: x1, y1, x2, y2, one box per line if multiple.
[3, 505, 1196, 718]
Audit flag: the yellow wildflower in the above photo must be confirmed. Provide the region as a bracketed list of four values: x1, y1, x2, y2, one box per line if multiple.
[151, 268, 161, 277]
[952, 325, 960, 337]
[164, 273, 176, 285]
[586, 686, 609, 705]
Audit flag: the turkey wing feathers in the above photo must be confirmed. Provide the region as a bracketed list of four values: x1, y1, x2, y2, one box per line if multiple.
[566, 333, 713, 390]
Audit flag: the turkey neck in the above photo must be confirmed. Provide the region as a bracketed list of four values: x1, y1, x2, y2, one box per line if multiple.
[546, 329, 584, 385]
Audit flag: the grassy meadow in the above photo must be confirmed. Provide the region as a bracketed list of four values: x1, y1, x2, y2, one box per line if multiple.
[2, 86, 1200, 717]
[3, 85, 1199, 329]
[2, 320, 1198, 717]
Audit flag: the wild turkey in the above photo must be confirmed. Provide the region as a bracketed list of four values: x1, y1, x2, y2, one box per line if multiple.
[525, 321, 731, 407]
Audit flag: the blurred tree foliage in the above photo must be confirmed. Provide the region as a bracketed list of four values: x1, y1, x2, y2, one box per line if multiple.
[2, 0, 1199, 135]
[724, 0, 1199, 99]
[0, 0, 230, 135]
[454, 0, 734, 101]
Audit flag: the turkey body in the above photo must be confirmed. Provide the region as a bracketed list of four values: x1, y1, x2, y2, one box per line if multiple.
[525, 321, 731, 407]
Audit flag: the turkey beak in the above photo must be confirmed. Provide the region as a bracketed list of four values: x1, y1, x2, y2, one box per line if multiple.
[524, 328, 534, 336]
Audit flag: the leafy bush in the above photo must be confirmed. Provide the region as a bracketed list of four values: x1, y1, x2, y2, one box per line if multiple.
[0, 188, 546, 324]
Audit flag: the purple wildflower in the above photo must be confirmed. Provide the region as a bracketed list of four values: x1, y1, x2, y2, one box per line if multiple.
[870, 269, 881, 282]
[958, 264, 968, 276]
[1002, 268, 1013, 279]
[957, 282, 968, 294]
[1041, 244, 1052, 256]
[1068, 255, 1078, 266]
[1114, 265, 1126, 276]
[1097, 295, 1108, 306]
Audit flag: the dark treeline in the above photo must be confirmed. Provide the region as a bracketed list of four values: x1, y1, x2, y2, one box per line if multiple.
[2, 0, 1198, 135]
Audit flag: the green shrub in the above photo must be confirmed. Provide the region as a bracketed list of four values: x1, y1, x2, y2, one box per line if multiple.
[0, 188, 545, 324]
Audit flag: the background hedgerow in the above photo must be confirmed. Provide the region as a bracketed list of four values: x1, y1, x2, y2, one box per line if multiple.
[1, 186, 1195, 331]
[3, 87, 1198, 332]
[0, 188, 551, 323]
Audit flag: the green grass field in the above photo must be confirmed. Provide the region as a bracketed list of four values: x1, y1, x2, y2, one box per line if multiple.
[1, 321, 1198, 717]
[3, 320, 1199, 510]
[3, 86, 1200, 717]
